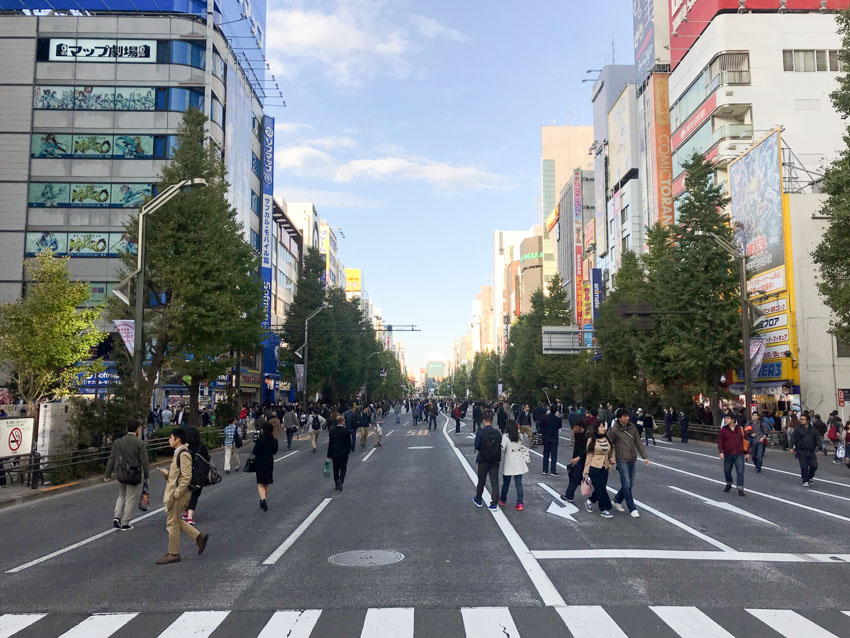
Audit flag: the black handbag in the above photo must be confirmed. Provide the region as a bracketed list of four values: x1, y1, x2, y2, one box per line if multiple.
[243, 454, 257, 473]
[234, 430, 243, 449]
[116, 456, 142, 485]
[207, 459, 223, 485]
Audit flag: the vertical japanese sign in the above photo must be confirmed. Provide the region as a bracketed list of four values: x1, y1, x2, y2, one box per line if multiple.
[261, 115, 276, 391]
[573, 169, 584, 327]
[651, 75, 674, 226]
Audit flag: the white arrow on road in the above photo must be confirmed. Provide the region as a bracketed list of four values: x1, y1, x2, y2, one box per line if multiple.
[669, 486, 778, 526]
[538, 482, 579, 522]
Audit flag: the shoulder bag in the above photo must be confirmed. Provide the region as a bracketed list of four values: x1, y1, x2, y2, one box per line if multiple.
[116, 452, 142, 485]
[243, 454, 257, 473]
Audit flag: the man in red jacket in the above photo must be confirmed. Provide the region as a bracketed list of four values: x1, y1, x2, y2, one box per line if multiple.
[718, 413, 750, 496]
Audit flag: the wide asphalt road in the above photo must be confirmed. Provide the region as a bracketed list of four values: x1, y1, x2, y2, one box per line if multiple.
[1, 410, 849, 637]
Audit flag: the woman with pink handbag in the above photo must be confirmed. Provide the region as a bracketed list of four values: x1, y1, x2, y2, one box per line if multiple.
[583, 421, 617, 519]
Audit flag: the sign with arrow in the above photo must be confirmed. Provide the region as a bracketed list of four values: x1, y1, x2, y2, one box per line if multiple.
[538, 482, 579, 522]
[669, 486, 777, 526]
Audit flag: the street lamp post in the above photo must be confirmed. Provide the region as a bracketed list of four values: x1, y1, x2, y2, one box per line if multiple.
[695, 231, 753, 414]
[112, 178, 208, 392]
[303, 303, 331, 408]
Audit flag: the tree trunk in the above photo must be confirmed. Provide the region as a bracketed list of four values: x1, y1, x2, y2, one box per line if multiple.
[710, 375, 721, 428]
[188, 376, 201, 426]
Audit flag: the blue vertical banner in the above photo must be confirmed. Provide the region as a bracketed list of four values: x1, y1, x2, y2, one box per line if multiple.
[591, 268, 603, 320]
[261, 115, 277, 402]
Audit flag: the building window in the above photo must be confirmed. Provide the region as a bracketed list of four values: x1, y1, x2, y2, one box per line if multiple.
[250, 229, 260, 253]
[784, 50, 843, 72]
[170, 40, 206, 69]
[252, 153, 262, 179]
[621, 204, 628, 225]
[211, 95, 224, 126]
[251, 190, 261, 217]
[838, 338, 850, 358]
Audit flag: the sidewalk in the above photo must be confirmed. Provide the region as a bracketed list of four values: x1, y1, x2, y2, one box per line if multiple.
[0, 476, 104, 510]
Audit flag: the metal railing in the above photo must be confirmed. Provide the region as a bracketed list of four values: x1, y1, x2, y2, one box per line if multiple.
[0, 427, 224, 489]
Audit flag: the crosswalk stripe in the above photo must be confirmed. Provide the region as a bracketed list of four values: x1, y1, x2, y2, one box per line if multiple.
[650, 606, 735, 638]
[747, 609, 839, 638]
[57, 613, 138, 638]
[157, 611, 230, 637]
[0, 614, 46, 638]
[555, 606, 628, 638]
[257, 610, 321, 638]
[361, 607, 414, 637]
[461, 607, 520, 638]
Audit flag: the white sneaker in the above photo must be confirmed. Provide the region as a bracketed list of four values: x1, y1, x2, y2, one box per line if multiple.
[600, 510, 613, 519]
[585, 499, 593, 512]
[630, 510, 640, 518]
[613, 502, 626, 513]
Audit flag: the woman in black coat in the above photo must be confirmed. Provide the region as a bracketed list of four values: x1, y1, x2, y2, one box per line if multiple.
[253, 422, 279, 511]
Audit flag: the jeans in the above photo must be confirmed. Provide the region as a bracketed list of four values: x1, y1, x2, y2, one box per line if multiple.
[723, 454, 745, 487]
[587, 466, 612, 512]
[428, 415, 437, 430]
[349, 430, 357, 452]
[285, 429, 294, 450]
[797, 450, 818, 482]
[113, 480, 143, 526]
[455, 418, 461, 433]
[475, 461, 500, 505]
[752, 440, 766, 471]
[542, 439, 559, 473]
[500, 474, 524, 505]
[565, 459, 585, 499]
[331, 456, 348, 484]
[396, 412, 401, 423]
[613, 460, 636, 512]
[473, 420, 482, 433]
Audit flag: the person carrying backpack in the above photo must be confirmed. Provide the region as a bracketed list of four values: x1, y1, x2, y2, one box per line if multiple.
[309, 410, 326, 453]
[472, 410, 501, 510]
[182, 426, 209, 527]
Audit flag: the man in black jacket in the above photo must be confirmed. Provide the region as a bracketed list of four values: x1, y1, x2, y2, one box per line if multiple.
[539, 405, 562, 476]
[473, 410, 501, 510]
[472, 403, 483, 433]
[562, 420, 587, 503]
[789, 413, 823, 487]
[327, 416, 352, 491]
[104, 420, 150, 530]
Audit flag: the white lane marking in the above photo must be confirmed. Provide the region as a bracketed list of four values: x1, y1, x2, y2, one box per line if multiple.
[810, 489, 850, 503]
[461, 607, 520, 638]
[442, 416, 566, 607]
[532, 549, 850, 562]
[655, 439, 673, 444]
[263, 498, 333, 565]
[527, 449, 732, 550]
[361, 607, 414, 638]
[651, 606, 734, 638]
[604, 486, 735, 552]
[747, 609, 839, 637]
[407, 446, 435, 450]
[5, 505, 165, 574]
[653, 444, 850, 488]
[384, 430, 394, 438]
[274, 451, 299, 463]
[58, 613, 138, 638]
[257, 610, 322, 638]
[651, 461, 850, 524]
[537, 482, 578, 522]
[362, 448, 378, 462]
[555, 606, 627, 638]
[0, 614, 46, 638]
[158, 611, 230, 637]
[668, 486, 778, 526]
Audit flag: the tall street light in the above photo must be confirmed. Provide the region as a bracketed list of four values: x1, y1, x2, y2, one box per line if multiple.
[302, 303, 331, 408]
[694, 230, 754, 414]
[113, 178, 208, 391]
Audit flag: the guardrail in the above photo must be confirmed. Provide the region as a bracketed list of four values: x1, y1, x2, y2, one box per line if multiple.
[0, 427, 224, 489]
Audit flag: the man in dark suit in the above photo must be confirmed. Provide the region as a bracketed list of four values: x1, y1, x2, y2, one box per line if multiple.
[327, 415, 352, 492]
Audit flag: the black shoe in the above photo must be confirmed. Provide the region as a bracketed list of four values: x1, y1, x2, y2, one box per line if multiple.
[312, 449, 317, 453]
[723, 483, 732, 493]
[550, 472, 560, 476]
[560, 495, 573, 503]
[120, 524, 134, 531]
[225, 469, 230, 474]
[542, 471, 548, 476]
[738, 489, 746, 496]
[112, 518, 120, 529]
[338, 483, 343, 492]
[260, 499, 268, 511]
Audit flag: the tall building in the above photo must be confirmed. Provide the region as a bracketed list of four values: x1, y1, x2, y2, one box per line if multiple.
[518, 232, 543, 316]
[493, 229, 531, 353]
[540, 126, 594, 286]
[556, 170, 597, 330]
[318, 219, 340, 289]
[0, 8, 274, 305]
[288, 202, 320, 253]
[477, 285, 494, 353]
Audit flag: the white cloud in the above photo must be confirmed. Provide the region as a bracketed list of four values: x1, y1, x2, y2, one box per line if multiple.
[275, 145, 337, 176]
[334, 156, 510, 191]
[265, 3, 467, 87]
[410, 15, 469, 43]
[275, 122, 312, 136]
[277, 187, 380, 209]
[303, 136, 357, 150]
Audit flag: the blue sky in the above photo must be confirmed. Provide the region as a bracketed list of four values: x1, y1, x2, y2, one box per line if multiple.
[264, 0, 635, 373]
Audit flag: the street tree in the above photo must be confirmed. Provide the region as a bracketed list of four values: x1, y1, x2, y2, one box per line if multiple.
[813, 10, 850, 345]
[0, 252, 105, 413]
[110, 108, 264, 422]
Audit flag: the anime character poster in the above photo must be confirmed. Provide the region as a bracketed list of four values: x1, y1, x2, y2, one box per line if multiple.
[111, 183, 151, 207]
[29, 182, 70, 207]
[31, 133, 72, 158]
[70, 183, 112, 207]
[113, 135, 153, 158]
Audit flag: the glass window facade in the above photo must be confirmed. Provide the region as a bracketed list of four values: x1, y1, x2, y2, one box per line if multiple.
[34, 85, 203, 112]
[783, 49, 844, 72]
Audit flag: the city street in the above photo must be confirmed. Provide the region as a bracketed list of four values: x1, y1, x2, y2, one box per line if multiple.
[1, 412, 850, 637]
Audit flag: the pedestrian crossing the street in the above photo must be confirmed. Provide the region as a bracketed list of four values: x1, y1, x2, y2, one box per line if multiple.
[1, 606, 848, 637]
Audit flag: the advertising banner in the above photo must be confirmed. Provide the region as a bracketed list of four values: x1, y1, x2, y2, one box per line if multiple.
[0, 418, 35, 457]
[294, 364, 305, 392]
[31, 134, 155, 159]
[261, 115, 276, 396]
[545, 204, 559, 233]
[70, 183, 111, 206]
[345, 268, 362, 293]
[113, 87, 155, 111]
[112, 183, 151, 207]
[25, 232, 137, 257]
[28, 182, 69, 207]
[613, 191, 623, 270]
[34, 86, 75, 110]
[67, 232, 110, 257]
[729, 129, 784, 281]
[608, 87, 636, 187]
[594, 152, 608, 255]
[575, 246, 584, 327]
[113, 134, 154, 158]
[672, 92, 717, 150]
[72, 134, 113, 157]
[31, 133, 72, 158]
[25, 231, 67, 256]
[584, 219, 595, 250]
[633, 0, 655, 80]
[48, 39, 156, 62]
[650, 74, 674, 226]
[74, 85, 115, 110]
[591, 268, 603, 320]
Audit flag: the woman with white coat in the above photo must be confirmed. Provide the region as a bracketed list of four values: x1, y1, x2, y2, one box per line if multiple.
[499, 420, 529, 511]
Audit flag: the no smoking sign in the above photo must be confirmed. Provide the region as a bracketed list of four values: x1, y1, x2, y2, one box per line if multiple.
[0, 418, 33, 457]
[8, 428, 22, 452]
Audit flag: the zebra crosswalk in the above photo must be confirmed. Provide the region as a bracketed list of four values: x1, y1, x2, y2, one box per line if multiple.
[0, 605, 848, 637]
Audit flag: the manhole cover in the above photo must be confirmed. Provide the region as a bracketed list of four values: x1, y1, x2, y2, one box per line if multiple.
[328, 550, 405, 567]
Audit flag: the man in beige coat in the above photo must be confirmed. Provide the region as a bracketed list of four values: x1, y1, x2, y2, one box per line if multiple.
[156, 427, 209, 565]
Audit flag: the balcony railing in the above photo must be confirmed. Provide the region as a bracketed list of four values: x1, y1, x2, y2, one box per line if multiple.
[713, 123, 753, 145]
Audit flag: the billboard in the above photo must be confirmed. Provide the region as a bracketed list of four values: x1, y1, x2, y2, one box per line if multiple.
[648, 74, 674, 226]
[48, 39, 156, 62]
[25, 231, 136, 257]
[32, 133, 156, 159]
[545, 204, 559, 233]
[573, 169, 584, 327]
[29, 182, 151, 207]
[633, 0, 655, 80]
[594, 151, 608, 255]
[345, 268, 362, 293]
[261, 115, 277, 397]
[729, 129, 784, 284]
[607, 87, 637, 188]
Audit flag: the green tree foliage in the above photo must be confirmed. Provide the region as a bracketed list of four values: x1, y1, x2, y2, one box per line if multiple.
[813, 9, 850, 344]
[0, 252, 106, 412]
[452, 364, 470, 398]
[110, 108, 264, 422]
